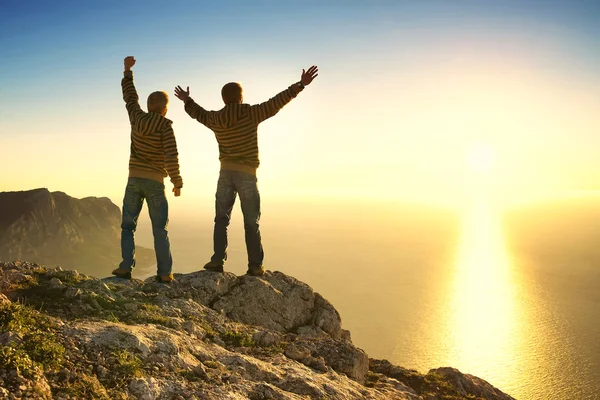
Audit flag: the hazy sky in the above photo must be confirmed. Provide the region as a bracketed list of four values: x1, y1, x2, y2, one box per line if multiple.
[2, 0, 600, 209]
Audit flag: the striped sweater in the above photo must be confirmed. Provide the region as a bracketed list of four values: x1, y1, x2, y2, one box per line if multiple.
[184, 84, 302, 174]
[122, 71, 183, 188]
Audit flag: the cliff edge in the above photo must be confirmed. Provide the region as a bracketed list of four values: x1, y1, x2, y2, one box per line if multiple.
[0, 261, 514, 400]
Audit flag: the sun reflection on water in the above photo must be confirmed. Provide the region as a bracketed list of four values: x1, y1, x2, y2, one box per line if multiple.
[447, 196, 522, 381]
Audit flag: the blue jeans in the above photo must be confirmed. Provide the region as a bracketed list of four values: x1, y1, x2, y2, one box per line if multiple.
[120, 177, 173, 276]
[211, 170, 263, 269]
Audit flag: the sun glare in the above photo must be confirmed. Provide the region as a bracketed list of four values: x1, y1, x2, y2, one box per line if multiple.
[466, 142, 496, 174]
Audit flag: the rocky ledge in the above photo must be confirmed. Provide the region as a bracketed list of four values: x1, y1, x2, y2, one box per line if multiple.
[0, 261, 514, 400]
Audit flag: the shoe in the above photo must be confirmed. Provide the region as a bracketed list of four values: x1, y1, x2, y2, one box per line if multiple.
[246, 267, 265, 277]
[155, 274, 174, 283]
[112, 268, 132, 279]
[203, 261, 224, 273]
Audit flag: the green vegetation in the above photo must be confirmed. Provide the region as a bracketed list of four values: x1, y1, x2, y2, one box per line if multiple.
[20, 331, 65, 369]
[0, 346, 38, 378]
[113, 349, 143, 379]
[55, 373, 110, 400]
[31, 265, 48, 275]
[220, 330, 255, 347]
[197, 320, 217, 338]
[52, 270, 89, 285]
[6, 273, 39, 291]
[134, 303, 171, 326]
[177, 367, 206, 382]
[0, 299, 44, 332]
[0, 301, 65, 375]
[106, 312, 120, 323]
[202, 360, 221, 369]
[139, 303, 161, 313]
[364, 371, 381, 388]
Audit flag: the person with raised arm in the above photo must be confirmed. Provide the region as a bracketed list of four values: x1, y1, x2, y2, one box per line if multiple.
[112, 56, 183, 283]
[174, 66, 318, 276]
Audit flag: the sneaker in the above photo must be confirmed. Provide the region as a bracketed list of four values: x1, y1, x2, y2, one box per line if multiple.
[246, 267, 265, 277]
[155, 274, 175, 283]
[203, 261, 224, 273]
[111, 268, 132, 279]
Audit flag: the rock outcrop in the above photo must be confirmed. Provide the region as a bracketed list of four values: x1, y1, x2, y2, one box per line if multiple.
[0, 189, 154, 274]
[0, 261, 515, 400]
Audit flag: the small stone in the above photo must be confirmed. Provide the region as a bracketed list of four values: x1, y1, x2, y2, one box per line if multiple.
[58, 368, 69, 382]
[341, 329, 352, 342]
[253, 331, 283, 347]
[96, 365, 107, 377]
[49, 277, 64, 288]
[182, 321, 195, 334]
[284, 343, 310, 362]
[193, 364, 208, 379]
[305, 356, 328, 372]
[129, 377, 160, 400]
[64, 287, 81, 298]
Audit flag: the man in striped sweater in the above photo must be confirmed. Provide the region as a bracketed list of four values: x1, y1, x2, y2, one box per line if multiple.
[112, 56, 183, 283]
[174, 66, 318, 276]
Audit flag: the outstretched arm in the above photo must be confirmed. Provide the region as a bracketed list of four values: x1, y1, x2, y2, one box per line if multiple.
[122, 56, 145, 124]
[249, 65, 318, 124]
[174, 85, 218, 129]
[162, 125, 183, 196]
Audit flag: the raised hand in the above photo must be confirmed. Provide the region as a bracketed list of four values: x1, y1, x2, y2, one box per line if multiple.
[301, 66, 319, 86]
[124, 56, 136, 71]
[174, 85, 191, 102]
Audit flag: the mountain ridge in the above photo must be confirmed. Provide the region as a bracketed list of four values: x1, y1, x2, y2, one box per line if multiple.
[0, 188, 154, 275]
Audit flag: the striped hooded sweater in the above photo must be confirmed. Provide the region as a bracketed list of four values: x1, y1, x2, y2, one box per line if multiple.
[122, 71, 183, 188]
[184, 84, 302, 175]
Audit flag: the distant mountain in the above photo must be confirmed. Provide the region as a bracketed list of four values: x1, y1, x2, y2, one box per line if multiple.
[0, 188, 154, 276]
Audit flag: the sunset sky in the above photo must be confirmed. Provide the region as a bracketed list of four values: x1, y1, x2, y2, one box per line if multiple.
[2, 0, 600, 210]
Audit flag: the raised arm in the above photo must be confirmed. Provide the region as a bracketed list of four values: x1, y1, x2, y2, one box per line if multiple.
[122, 56, 144, 125]
[249, 65, 318, 124]
[122, 56, 166, 135]
[174, 85, 219, 129]
[162, 124, 183, 196]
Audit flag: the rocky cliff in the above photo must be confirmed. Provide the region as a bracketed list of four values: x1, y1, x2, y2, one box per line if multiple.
[0, 189, 154, 275]
[0, 261, 515, 400]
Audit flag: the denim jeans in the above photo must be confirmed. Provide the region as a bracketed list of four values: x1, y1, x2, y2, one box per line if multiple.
[211, 170, 263, 269]
[119, 177, 173, 276]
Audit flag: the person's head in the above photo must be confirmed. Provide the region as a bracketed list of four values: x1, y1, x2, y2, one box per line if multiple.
[221, 82, 243, 104]
[147, 91, 169, 116]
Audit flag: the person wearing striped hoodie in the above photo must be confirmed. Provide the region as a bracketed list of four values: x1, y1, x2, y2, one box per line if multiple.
[174, 66, 318, 276]
[112, 56, 183, 283]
